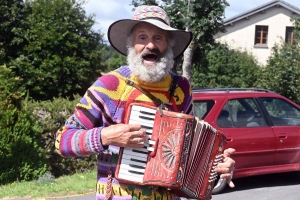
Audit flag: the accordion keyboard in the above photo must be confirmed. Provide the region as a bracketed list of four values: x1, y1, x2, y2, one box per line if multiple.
[118, 105, 157, 183]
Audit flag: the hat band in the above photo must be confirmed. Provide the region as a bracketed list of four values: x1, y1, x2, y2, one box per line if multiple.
[140, 17, 169, 26]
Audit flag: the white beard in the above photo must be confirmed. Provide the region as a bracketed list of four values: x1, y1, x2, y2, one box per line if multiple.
[127, 46, 175, 83]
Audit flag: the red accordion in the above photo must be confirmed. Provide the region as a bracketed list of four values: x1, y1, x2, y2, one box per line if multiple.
[115, 103, 227, 200]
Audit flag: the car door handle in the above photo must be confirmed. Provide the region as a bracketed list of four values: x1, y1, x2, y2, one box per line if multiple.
[226, 138, 233, 142]
[278, 134, 287, 139]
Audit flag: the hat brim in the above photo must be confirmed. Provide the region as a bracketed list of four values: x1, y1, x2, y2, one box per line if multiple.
[108, 19, 193, 59]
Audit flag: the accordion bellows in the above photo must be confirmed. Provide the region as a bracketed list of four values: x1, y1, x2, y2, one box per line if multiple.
[115, 103, 227, 200]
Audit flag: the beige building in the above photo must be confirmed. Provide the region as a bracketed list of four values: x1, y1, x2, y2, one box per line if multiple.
[215, 0, 300, 65]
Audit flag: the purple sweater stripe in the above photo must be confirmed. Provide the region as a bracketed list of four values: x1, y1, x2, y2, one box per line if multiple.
[61, 129, 78, 157]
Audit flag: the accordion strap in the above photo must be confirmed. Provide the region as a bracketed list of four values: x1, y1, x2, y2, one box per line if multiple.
[125, 79, 163, 107]
[168, 74, 178, 103]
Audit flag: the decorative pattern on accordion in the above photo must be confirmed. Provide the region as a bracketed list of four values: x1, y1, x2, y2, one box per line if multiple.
[143, 114, 194, 186]
[162, 133, 179, 168]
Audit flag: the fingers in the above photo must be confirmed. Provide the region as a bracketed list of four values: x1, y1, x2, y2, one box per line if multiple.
[129, 134, 148, 143]
[220, 172, 235, 188]
[127, 123, 144, 131]
[215, 157, 235, 172]
[101, 123, 148, 147]
[124, 126, 149, 148]
[228, 180, 235, 188]
[223, 148, 236, 157]
[215, 148, 236, 188]
[127, 142, 145, 148]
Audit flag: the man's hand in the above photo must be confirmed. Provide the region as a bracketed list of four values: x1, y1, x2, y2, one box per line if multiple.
[214, 148, 236, 188]
[101, 124, 148, 148]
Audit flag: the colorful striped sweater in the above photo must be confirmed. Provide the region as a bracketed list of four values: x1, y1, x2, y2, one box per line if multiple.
[55, 66, 193, 200]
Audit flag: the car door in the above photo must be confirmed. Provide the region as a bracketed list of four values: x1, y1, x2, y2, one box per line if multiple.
[259, 97, 300, 165]
[194, 97, 277, 173]
[215, 98, 277, 170]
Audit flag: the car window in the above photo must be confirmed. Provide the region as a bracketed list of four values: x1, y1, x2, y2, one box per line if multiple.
[217, 104, 233, 128]
[259, 97, 300, 126]
[193, 100, 215, 119]
[224, 98, 266, 127]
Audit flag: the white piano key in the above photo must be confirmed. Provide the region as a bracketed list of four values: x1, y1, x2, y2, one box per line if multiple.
[118, 105, 157, 183]
[120, 157, 147, 168]
[120, 163, 146, 173]
[118, 170, 144, 183]
[131, 105, 156, 114]
[121, 153, 147, 163]
[131, 107, 155, 115]
[129, 118, 154, 127]
[148, 140, 156, 145]
[123, 148, 149, 158]
[147, 146, 154, 152]
[130, 110, 155, 117]
[124, 147, 149, 153]
[130, 109, 156, 116]
[143, 140, 155, 146]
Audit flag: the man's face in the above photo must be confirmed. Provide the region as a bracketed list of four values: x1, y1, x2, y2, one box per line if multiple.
[132, 22, 169, 66]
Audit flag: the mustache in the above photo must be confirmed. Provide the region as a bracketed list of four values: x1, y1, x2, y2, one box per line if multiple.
[140, 48, 162, 57]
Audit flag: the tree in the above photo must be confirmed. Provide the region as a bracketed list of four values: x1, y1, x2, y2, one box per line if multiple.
[102, 45, 127, 73]
[0, 0, 31, 65]
[12, 0, 105, 100]
[256, 17, 300, 104]
[131, 0, 228, 81]
[192, 43, 262, 89]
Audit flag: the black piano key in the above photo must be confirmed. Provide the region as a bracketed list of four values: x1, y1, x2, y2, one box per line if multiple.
[141, 125, 152, 129]
[131, 158, 147, 164]
[140, 110, 155, 116]
[129, 164, 146, 169]
[132, 149, 148, 154]
[139, 115, 154, 121]
[128, 170, 144, 175]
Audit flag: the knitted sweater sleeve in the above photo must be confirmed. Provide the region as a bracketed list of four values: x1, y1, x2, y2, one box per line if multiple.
[55, 72, 125, 157]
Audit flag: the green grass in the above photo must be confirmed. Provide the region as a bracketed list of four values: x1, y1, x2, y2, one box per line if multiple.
[0, 171, 96, 199]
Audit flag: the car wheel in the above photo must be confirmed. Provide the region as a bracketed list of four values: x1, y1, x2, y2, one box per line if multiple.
[212, 178, 227, 194]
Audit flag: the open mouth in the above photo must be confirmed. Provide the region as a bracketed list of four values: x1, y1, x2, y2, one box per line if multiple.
[142, 53, 159, 63]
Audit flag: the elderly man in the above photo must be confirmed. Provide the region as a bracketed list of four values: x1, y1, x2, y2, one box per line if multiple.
[55, 5, 235, 200]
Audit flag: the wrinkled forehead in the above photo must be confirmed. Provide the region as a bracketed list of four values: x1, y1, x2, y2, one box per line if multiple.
[131, 22, 169, 37]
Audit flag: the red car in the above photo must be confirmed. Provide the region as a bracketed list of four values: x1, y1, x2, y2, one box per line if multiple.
[192, 88, 300, 194]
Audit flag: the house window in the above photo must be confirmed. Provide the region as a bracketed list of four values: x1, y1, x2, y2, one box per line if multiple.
[285, 27, 295, 44]
[255, 25, 268, 45]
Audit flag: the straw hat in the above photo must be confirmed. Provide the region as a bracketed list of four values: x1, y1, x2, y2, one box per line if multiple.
[108, 5, 193, 59]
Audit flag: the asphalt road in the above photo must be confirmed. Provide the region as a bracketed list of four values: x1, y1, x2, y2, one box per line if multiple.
[212, 171, 300, 200]
[51, 172, 300, 200]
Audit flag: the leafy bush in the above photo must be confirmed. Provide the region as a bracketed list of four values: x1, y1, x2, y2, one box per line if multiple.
[256, 17, 300, 104]
[103, 46, 127, 73]
[25, 95, 97, 178]
[256, 43, 300, 104]
[0, 64, 47, 184]
[192, 43, 262, 88]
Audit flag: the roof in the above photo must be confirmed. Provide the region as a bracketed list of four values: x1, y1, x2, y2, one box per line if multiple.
[192, 88, 276, 93]
[224, 0, 300, 26]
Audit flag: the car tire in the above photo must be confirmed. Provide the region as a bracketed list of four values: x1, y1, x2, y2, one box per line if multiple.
[212, 178, 227, 194]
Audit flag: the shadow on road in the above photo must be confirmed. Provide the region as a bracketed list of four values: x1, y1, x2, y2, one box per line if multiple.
[220, 171, 300, 194]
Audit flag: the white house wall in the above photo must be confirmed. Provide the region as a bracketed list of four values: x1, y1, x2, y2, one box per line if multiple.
[216, 6, 296, 65]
